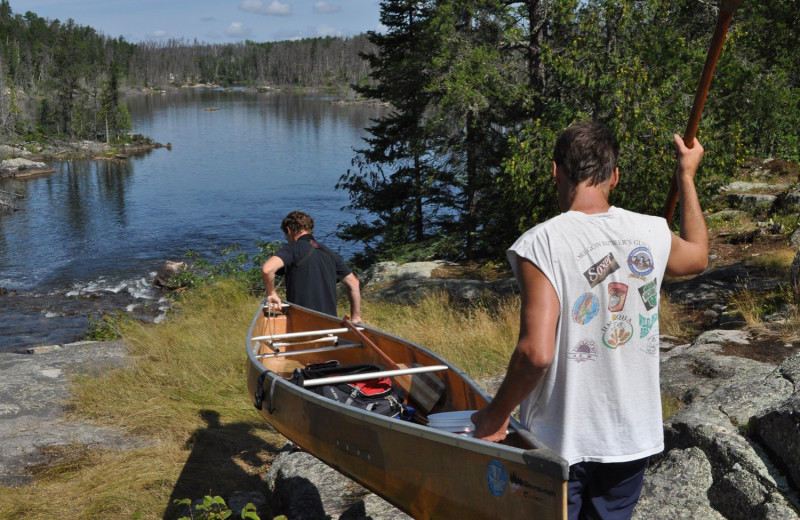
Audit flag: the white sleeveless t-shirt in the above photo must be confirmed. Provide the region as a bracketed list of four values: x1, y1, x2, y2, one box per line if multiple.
[508, 207, 672, 465]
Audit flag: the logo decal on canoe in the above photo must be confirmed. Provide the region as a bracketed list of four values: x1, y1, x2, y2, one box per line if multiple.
[487, 460, 508, 496]
[572, 293, 599, 325]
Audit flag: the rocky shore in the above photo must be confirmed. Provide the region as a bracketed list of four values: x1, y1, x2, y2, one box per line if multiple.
[0, 137, 169, 179]
[3, 159, 800, 518]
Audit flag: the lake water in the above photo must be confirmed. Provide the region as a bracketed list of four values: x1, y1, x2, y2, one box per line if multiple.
[0, 89, 385, 351]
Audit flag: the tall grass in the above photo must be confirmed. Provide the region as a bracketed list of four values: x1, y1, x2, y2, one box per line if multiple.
[362, 291, 519, 377]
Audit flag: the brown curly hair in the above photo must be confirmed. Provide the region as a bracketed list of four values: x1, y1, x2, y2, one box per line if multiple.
[281, 211, 314, 235]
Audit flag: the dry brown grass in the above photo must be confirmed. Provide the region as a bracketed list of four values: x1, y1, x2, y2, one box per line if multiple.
[363, 291, 519, 377]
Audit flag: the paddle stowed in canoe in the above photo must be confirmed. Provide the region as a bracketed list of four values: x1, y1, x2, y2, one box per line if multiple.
[247, 301, 569, 519]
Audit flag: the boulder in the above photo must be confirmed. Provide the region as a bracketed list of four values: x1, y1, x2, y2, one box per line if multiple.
[360, 261, 517, 303]
[633, 447, 725, 519]
[265, 444, 412, 520]
[153, 261, 189, 289]
[658, 349, 800, 519]
[0, 157, 55, 178]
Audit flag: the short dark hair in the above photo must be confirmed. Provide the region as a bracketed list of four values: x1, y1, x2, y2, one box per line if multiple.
[553, 121, 619, 186]
[281, 211, 314, 234]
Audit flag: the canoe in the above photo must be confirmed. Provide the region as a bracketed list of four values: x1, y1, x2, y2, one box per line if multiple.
[246, 301, 568, 519]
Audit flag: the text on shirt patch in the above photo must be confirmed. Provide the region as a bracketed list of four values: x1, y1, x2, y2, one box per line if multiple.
[583, 252, 620, 288]
[601, 314, 633, 349]
[638, 279, 658, 311]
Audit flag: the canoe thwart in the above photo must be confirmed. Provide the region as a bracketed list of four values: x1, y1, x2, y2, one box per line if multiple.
[251, 326, 364, 342]
[302, 365, 449, 388]
[255, 342, 363, 359]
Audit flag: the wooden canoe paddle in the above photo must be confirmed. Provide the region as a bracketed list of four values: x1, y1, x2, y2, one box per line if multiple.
[662, 0, 743, 223]
[342, 316, 445, 412]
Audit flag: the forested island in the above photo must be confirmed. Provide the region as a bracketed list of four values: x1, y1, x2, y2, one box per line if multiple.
[0, 0, 798, 267]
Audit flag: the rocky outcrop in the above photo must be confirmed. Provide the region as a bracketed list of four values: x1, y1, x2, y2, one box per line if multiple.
[360, 261, 517, 303]
[0, 340, 142, 487]
[265, 445, 411, 520]
[635, 334, 800, 519]
[0, 157, 55, 178]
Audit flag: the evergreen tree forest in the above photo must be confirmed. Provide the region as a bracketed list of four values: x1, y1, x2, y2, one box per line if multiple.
[338, 0, 799, 265]
[0, 0, 373, 141]
[1, 0, 798, 266]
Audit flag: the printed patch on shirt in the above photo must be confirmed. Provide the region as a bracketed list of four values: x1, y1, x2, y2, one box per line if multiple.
[627, 246, 655, 277]
[567, 339, 598, 362]
[641, 334, 660, 357]
[602, 315, 633, 349]
[572, 293, 599, 325]
[638, 279, 658, 311]
[639, 313, 658, 338]
[583, 252, 620, 288]
[608, 282, 628, 312]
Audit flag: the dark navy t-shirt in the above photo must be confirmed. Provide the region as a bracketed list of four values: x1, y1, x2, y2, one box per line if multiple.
[274, 234, 352, 316]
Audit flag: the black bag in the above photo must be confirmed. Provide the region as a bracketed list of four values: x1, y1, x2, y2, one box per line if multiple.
[290, 360, 409, 419]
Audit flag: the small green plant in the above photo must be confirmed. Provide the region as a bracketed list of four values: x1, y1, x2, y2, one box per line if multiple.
[85, 313, 134, 341]
[174, 495, 260, 520]
[172, 240, 282, 295]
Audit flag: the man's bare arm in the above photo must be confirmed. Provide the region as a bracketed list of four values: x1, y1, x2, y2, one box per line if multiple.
[341, 273, 362, 322]
[472, 257, 559, 442]
[666, 135, 709, 277]
[261, 256, 285, 307]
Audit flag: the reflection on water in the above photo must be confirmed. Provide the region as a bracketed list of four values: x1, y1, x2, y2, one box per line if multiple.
[0, 90, 384, 351]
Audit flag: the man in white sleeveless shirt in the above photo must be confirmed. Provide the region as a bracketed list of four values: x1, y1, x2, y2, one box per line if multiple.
[472, 122, 708, 520]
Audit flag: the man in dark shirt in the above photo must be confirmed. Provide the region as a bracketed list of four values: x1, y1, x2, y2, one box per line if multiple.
[261, 211, 361, 322]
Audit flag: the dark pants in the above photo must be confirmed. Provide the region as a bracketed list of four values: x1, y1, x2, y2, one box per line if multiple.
[567, 458, 648, 520]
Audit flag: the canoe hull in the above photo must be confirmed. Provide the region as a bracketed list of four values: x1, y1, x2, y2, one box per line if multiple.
[247, 303, 568, 519]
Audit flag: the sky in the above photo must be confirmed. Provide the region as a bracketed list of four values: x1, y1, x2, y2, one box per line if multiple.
[12, 0, 384, 44]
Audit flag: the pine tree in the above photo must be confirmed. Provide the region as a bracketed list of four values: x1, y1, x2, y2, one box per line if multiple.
[337, 0, 450, 263]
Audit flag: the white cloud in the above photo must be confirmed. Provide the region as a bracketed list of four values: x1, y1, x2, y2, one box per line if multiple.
[226, 22, 253, 38]
[239, 0, 291, 16]
[151, 29, 168, 39]
[314, 24, 344, 37]
[313, 2, 341, 14]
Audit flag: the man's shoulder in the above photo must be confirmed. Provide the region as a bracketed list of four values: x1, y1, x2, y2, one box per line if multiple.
[276, 240, 312, 262]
